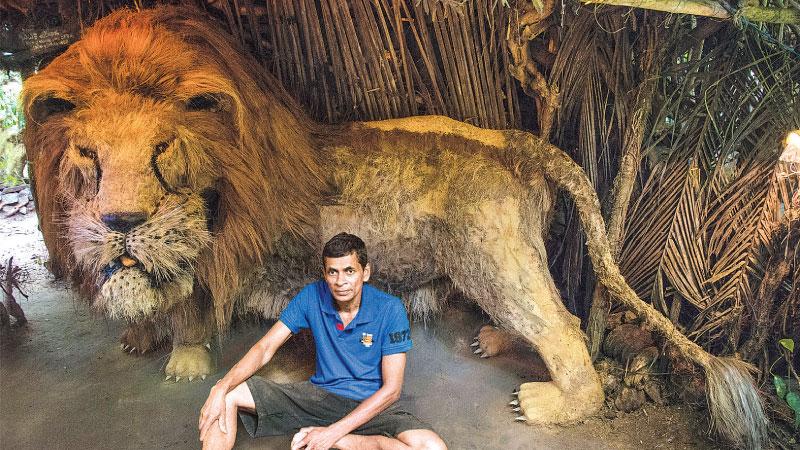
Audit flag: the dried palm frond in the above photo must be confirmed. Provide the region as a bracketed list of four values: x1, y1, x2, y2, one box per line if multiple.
[619, 22, 800, 350]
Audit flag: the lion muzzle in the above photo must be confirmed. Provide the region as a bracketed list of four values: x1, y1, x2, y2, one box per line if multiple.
[69, 195, 212, 320]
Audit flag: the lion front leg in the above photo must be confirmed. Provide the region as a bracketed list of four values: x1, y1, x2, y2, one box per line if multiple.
[120, 318, 170, 355]
[165, 300, 214, 381]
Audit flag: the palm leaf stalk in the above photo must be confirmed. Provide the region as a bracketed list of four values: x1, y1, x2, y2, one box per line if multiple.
[584, 16, 668, 359]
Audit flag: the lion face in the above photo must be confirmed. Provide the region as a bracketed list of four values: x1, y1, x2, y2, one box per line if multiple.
[22, 13, 244, 320]
[55, 88, 223, 319]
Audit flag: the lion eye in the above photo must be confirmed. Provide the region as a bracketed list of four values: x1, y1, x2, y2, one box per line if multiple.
[154, 141, 169, 154]
[78, 146, 97, 160]
[73, 145, 101, 198]
[186, 94, 219, 111]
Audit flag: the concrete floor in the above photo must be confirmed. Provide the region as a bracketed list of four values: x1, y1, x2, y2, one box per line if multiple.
[0, 214, 719, 450]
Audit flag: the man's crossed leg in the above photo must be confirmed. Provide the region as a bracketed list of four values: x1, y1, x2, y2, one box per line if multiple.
[201, 378, 446, 450]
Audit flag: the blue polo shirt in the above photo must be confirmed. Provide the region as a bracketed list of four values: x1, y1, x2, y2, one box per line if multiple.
[278, 280, 412, 401]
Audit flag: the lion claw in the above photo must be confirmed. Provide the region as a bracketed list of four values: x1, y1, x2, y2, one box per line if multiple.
[188, 376, 194, 382]
[515, 416, 527, 422]
[512, 407, 521, 412]
[201, 375, 207, 381]
[470, 340, 480, 347]
[129, 346, 137, 354]
[165, 375, 172, 381]
[473, 348, 483, 354]
[509, 399, 519, 406]
[480, 353, 489, 358]
[175, 376, 181, 382]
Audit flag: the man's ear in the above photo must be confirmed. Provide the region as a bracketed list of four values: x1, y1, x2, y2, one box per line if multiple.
[363, 263, 371, 282]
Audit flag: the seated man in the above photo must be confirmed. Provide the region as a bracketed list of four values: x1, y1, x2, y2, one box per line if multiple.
[199, 232, 448, 450]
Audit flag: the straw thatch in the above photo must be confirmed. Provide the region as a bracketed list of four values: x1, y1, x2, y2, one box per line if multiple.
[204, 0, 520, 128]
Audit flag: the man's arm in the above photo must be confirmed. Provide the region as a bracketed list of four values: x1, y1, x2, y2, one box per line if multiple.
[292, 352, 407, 450]
[199, 320, 293, 438]
[215, 320, 293, 393]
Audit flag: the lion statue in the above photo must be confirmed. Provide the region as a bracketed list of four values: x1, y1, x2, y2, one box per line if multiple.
[22, 5, 766, 448]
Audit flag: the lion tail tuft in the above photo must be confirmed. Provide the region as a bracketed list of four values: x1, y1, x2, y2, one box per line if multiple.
[705, 356, 769, 450]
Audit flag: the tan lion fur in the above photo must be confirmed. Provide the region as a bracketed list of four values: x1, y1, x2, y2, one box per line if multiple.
[23, 6, 767, 446]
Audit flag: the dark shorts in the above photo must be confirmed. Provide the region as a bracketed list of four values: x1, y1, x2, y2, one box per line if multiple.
[239, 376, 433, 438]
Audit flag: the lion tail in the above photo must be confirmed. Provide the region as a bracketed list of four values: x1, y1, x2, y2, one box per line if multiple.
[505, 131, 768, 449]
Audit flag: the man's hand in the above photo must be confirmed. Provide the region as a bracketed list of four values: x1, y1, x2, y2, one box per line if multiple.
[198, 385, 228, 442]
[290, 426, 345, 450]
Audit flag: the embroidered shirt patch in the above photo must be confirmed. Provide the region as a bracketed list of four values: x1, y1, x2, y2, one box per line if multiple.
[361, 333, 373, 348]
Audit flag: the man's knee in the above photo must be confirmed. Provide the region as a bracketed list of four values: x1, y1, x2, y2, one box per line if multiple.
[397, 429, 447, 450]
[225, 381, 256, 413]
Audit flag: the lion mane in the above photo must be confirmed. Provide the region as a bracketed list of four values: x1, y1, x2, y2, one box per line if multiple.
[23, 6, 330, 326]
[23, 6, 767, 448]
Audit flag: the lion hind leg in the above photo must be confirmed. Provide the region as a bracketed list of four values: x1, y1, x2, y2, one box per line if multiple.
[471, 325, 516, 358]
[441, 206, 602, 424]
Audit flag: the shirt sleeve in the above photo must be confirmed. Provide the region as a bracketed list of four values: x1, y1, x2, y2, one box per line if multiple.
[382, 299, 412, 355]
[279, 286, 311, 334]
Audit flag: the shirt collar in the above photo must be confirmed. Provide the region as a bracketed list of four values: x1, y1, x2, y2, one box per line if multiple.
[318, 281, 376, 325]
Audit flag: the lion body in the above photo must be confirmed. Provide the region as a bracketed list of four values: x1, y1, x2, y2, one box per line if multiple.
[240, 120, 563, 327]
[23, 5, 600, 422]
[22, 6, 768, 443]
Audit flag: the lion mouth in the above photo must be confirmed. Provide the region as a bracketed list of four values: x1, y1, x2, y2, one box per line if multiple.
[97, 254, 188, 290]
[95, 255, 195, 320]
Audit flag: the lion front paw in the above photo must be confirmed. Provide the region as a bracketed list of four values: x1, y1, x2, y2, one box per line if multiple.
[511, 381, 603, 425]
[165, 344, 213, 382]
[120, 321, 168, 355]
[471, 325, 513, 358]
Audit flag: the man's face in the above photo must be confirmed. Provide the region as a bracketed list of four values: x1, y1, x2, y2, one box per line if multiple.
[323, 252, 371, 305]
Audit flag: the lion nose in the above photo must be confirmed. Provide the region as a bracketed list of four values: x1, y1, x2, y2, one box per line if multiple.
[101, 212, 148, 233]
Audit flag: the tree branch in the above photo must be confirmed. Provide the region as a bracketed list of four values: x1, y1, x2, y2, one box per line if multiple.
[581, 0, 800, 24]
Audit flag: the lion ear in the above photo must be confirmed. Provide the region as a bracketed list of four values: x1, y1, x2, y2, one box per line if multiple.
[30, 96, 76, 124]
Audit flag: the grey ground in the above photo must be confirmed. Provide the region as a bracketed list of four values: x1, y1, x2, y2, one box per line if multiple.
[0, 213, 720, 450]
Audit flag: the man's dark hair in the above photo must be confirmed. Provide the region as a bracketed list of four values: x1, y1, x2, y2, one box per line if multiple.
[322, 232, 368, 268]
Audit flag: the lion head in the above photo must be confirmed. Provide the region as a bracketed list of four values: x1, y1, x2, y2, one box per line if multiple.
[23, 6, 327, 326]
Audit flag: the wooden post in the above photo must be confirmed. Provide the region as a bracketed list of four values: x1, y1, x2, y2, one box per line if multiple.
[581, 0, 800, 24]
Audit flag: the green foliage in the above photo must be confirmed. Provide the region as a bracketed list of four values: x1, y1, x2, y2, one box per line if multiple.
[772, 338, 800, 429]
[775, 375, 788, 400]
[0, 72, 26, 187]
[787, 392, 800, 428]
[0, 71, 24, 134]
